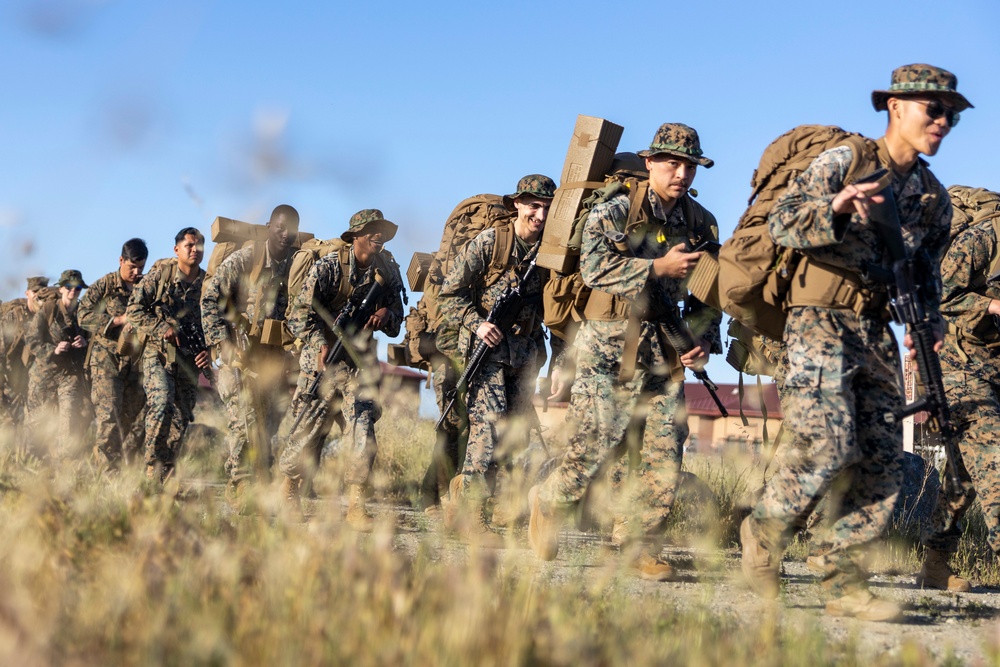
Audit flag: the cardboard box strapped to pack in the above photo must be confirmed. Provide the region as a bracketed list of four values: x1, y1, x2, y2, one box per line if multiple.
[407, 252, 433, 292]
[538, 115, 624, 273]
[211, 217, 315, 246]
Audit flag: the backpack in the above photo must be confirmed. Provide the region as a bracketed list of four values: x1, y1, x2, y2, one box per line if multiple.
[944, 185, 1000, 314]
[717, 125, 879, 340]
[286, 238, 352, 311]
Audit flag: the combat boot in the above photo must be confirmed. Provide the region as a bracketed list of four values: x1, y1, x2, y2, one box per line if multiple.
[458, 507, 505, 549]
[610, 519, 628, 547]
[345, 484, 374, 532]
[631, 550, 677, 582]
[280, 476, 303, 520]
[916, 549, 971, 592]
[528, 485, 560, 561]
[825, 589, 904, 622]
[442, 475, 463, 532]
[740, 516, 780, 599]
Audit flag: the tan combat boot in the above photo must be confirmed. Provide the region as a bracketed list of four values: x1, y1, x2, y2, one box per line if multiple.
[442, 475, 463, 532]
[916, 549, 971, 592]
[528, 485, 560, 561]
[280, 476, 303, 520]
[740, 516, 780, 599]
[825, 589, 904, 622]
[632, 550, 677, 582]
[458, 507, 505, 549]
[345, 484, 374, 532]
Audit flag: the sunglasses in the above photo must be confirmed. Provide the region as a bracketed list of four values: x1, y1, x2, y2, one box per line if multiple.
[909, 99, 960, 128]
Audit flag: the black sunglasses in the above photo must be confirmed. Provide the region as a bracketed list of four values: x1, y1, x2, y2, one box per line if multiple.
[909, 99, 960, 128]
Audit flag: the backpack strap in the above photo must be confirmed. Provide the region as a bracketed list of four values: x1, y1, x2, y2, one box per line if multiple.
[329, 244, 355, 312]
[483, 223, 516, 288]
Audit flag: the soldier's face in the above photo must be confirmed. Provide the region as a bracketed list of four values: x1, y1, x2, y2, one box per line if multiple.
[889, 96, 953, 157]
[25, 289, 39, 309]
[513, 196, 550, 238]
[268, 217, 298, 252]
[354, 231, 385, 262]
[646, 155, 696, 203]
[119, 258, 145, 284]
[175, 234, 204, 267]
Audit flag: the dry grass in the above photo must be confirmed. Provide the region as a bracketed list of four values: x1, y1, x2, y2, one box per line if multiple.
[0, 406, 986, 666]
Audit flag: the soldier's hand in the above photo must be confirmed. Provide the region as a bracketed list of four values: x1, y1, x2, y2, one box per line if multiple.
[652, 243, 702, 279]
[680, 338, 710, 370]
[832, 181, 885, 220]
[112, 314, 128, 327]
[163, 327, 179, 346]
[365, 307, 390, 331]
[476, 322, 503, 348]
[71, 335, 86, 349]
[548, 369, 572, 401]
[194, 350, 211, 369]
[318, 344, 329, 372]
[55, 341, 70, 355]
[903, 331, 943, 359]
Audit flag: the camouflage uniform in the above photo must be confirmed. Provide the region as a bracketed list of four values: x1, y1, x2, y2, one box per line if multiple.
[748, 145, 951, 597]
[201, 242, 294, 483]
[78, 270, 146, 467]
[0, 296, 36, 430]
[922, 218, 1000, 555]
[438, 225, 548, 504]
[25, 293, 91, 458]
[278, 240, 404, 488]
[126, 261, 207, 476]
[538, 124, 722, 540]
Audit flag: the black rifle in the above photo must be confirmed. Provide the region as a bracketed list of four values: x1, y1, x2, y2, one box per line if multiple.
[863, 169, 963, 488]
[286, 273, 386, 436]
[177, 317, 215, 388]
[436, 240, 541, 432]
[656, 306, 728, 417]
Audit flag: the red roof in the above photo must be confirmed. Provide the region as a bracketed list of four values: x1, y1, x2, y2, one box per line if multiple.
[379, 361, 427, 381]
[685, 382, 782, 419]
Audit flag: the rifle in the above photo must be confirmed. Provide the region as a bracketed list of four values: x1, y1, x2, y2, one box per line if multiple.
[656, 307, 728, 417]
[286, 273, 386, 436]
[436, 240, 541, 432]
[863, 168, 963, 489]
[177, 317, 215, 388]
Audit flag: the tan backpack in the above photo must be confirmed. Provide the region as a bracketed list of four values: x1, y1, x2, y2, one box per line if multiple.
[945, 185, 1000, 294]
[718, 125, 879, 340]
[286, 238, 351, 309]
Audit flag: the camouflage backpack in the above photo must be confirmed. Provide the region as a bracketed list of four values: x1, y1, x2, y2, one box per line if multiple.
[944, 185, 1000, 298]
[285, 238, 352, 311]
[717, 125, 880, 340]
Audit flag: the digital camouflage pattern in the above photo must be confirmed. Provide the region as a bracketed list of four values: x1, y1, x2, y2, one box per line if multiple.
[419, 355, 465, 507]
[0, 298, 31, 429]
[78, 270, 146, 467]
[502, 174, 557, 208]
[201, 242, 295, 482]
[438, 227, 547, 502]
[24, 299, 90, 458]
[637, 123, 714, 167]
[536, 186, 721, 540]
[749, 145, 952, 597]
[278, 247, 404, 487]
[126, 262, 206, 474]
[871, 63, 973, 112]
[923, 219, 1000, 555]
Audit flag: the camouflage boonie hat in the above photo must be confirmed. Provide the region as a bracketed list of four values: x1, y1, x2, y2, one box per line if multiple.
[503, 174, 557, 209]
[26, 276, 49, 292]
[56, 269, 88, 289]
[872, 64, 973, 112]
[637, 123, 714, 168]
[340, 209, 398, 243]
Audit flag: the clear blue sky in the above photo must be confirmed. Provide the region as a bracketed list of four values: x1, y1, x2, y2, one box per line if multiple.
[2, 0, 998, 388]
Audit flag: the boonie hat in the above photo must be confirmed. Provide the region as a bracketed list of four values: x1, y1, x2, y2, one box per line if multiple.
[26, 276, 49, 292]
[341, 209, 398, 243]
[871, 64, 973, 112]
[503, 174, 557, 209]
[57, 270, 88, 289]
[638, 123, 714, 168]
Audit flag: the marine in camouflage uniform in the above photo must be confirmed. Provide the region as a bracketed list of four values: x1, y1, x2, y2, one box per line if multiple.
[278, 209, 404, 528]
[438, 174, 557, 543]
[530, 125, 721, 576]
[25, 270, 91, 459]
[0, 277, 49, 432]
[742, 64, 968, 621]
[919, 203, 1000, 592]
[201, 205, 299, 487]
[126, 228, 211, 482]
[78, 239, 148, 469]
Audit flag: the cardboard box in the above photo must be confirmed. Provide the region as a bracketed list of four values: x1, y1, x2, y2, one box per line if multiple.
[407, 252, 434, 292]
[538, 116, 623, 272]
[210, 216, 314, 247]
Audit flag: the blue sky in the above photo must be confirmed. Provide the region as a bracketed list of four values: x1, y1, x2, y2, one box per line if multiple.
[2, 0, 998, 388]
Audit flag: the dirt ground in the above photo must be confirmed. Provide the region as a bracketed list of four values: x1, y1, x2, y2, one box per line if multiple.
[373, 502, 1000, 666]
